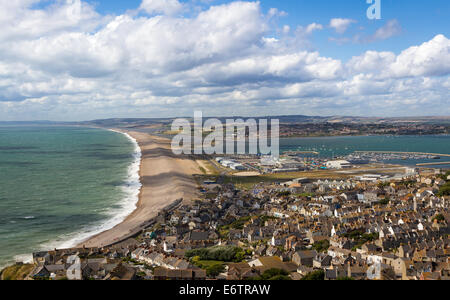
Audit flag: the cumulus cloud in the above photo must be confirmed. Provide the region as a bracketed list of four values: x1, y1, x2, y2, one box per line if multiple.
[139, 0, 183, 16]
[0, 0, 448, 120]
[329, 18, 356, 34]
[390, 34, 450, 77]
[348, 34, 450, 78]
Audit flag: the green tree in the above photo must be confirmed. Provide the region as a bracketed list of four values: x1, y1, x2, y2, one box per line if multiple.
[432, 214, 445, 223]
[301, 270, 325, 281]
[312, 240, 330, 253]
[260, 268, 289, 280]
[268, 275, 292, 280]
[251, 268, 291, 281]
[206, 264, 225, 278]
[185, 246, 244, 262]
[438, 182, 450, 196]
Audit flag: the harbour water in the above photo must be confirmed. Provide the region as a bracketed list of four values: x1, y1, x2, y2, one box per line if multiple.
[280, 135, 450, 167]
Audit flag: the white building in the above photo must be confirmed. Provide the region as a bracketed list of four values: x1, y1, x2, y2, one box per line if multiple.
[326, 160, 352, 169]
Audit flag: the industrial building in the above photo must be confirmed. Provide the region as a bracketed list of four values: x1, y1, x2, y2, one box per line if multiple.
[326, 160, 352, 169]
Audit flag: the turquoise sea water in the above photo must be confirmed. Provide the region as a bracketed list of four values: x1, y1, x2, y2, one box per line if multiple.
[0, 126, 140, 268]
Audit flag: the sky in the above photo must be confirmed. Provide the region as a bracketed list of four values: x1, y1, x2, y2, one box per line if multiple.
[0, 0, 449, 121]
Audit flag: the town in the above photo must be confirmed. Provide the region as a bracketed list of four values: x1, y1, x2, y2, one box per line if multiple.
[2, 159, 448, 281]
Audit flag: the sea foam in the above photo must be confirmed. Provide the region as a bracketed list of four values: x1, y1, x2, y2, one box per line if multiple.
[40, 129, 142, 251]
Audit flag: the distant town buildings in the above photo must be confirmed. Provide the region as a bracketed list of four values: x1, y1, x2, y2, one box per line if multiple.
[326, 160, 352, 169]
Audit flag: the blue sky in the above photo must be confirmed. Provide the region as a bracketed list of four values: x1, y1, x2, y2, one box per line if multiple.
[87, 0, 450, 60]
[0, 0, 449, 120]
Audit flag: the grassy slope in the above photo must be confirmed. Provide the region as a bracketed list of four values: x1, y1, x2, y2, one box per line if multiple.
[0, 264, 35, 280]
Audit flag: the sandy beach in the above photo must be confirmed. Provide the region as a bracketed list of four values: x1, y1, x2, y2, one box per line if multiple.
[78, 130, 201, 248]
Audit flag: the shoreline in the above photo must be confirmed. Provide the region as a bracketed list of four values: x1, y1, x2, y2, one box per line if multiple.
[75, 129, 200, 248]
[62, 128, 143, 248]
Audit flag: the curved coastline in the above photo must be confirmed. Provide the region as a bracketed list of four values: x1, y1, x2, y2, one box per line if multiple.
[35, 129, 143, 251]
[3, 127, 143, 268]
[56, 129, 143, 249]
[75, 129, 200, 248]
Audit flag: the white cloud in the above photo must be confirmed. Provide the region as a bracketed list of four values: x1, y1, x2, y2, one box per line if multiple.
[329, 18, 356, 34]
[370, 19, 401, 41]
[0, 1, 448, 120]
[348, 34, 450, 78]
[268, 8, 287, 18]
[139, 0, 184, 16]
[390, 34, 450, 77]
[305, 23, 323, 34]
[347, 51, 396, 75]
[0, 0, 101, 41]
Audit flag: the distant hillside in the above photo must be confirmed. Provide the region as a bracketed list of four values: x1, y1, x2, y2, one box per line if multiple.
[80, 115, 450, 127]
[2, 115, 450, 127]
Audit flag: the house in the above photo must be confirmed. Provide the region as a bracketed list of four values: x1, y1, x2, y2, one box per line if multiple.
[313, 254, 332, 268]
[325, 266, 347, 280]
[297, 265, 314, 277]
[248, 256, 297, 273]
[227, 262, 259, 280]
[292, 250, 317, 267]
[363, 191, 379, 203]
[328, 247, 351, 259]
[366, 263, 396, 280]
[33, 251, 51, 266]
[153, 268, 206, 280]
[229, 229, 242, 240]
[105, 264, 137, 280]
[347, 264, 367, 280]
[397, 244, 415, 258]
[189, 231, 210, 242]
[31, 265, 51, 279]
[361, 243, 382, 255]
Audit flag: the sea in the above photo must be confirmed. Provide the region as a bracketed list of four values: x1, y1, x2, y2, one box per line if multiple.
[0, 126, 141, 269]
[0, 128, 449, 269]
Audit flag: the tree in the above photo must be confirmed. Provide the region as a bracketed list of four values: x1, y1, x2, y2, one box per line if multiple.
[185, 246, 244, 262]
[268, 275, 292, 280]
[378, 198, 390, 206]
[261, 268, 288, 280]
[301, 270, 325, 281]
[206, 264, 225, 278]
[251, 268, 291, 281]
[312, 240, 330, 253]
[432, 214, 445, 223]
[438, 182, 450, 196]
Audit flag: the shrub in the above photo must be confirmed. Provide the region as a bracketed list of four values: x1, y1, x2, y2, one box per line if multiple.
[206, 264, 225, 278]
[438, 182, 450, 196]
[251, 268, 291, 281]
[432, 214, 445, 223]
[312, 240, 330, 253]
[301, 270, 325, 281]
[185, 245, 243, 262]
[260, 268, 289, 280]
